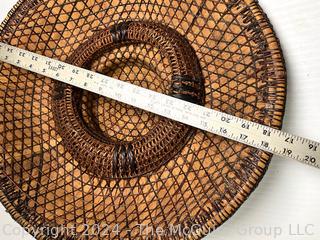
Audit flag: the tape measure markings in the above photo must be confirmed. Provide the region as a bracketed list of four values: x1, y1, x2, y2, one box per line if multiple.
[0, 42, 319, 169]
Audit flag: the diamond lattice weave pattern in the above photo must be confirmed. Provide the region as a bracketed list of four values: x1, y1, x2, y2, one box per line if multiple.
[0, 0, 286, 239]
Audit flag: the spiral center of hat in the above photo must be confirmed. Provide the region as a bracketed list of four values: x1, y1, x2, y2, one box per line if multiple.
[52, 21, 204, 179]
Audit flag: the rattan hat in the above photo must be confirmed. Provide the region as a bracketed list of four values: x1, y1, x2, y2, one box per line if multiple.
[0, 0, 286, 239]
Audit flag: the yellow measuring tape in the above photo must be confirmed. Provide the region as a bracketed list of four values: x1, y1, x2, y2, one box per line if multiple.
[0, 42, 319, 169]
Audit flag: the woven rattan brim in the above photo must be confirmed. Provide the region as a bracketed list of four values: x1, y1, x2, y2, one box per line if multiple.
[0, 0, 286, 239]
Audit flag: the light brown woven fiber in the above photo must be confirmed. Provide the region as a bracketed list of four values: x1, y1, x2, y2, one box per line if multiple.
[0, 0, 286, 239]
